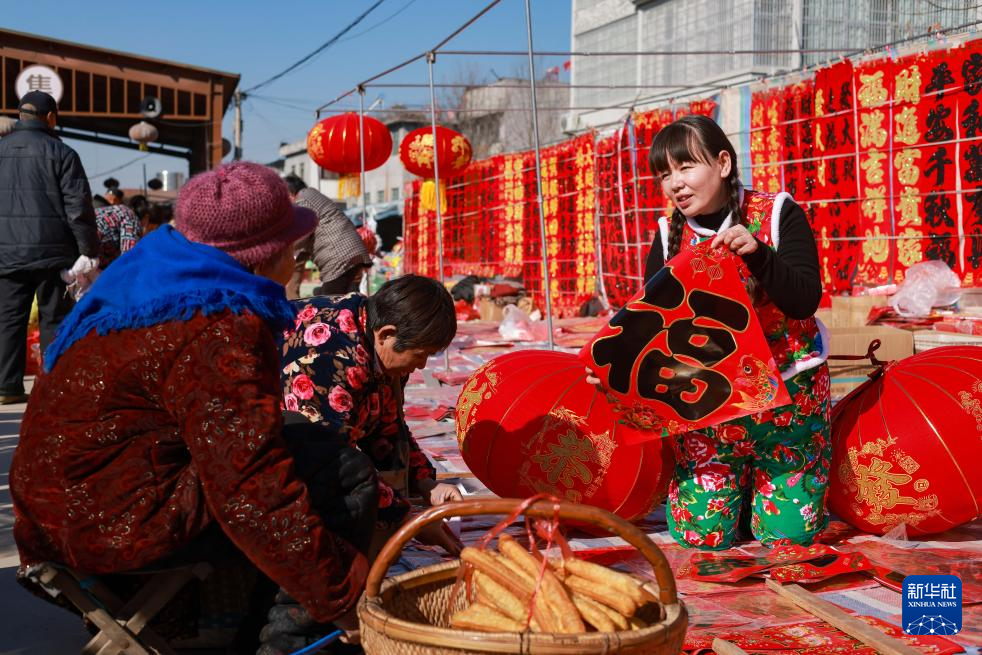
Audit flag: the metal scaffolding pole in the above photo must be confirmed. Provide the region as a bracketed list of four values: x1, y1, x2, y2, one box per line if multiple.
[427, 52, 451, 371]
[524, 0, 555, 350]
[358, 88, 368, 219]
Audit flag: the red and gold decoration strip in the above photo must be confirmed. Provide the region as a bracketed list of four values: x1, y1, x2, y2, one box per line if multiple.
[400, 36, 982, 314]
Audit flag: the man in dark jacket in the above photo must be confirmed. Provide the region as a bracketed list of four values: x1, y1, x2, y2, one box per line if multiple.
[0, 91, 99, 404]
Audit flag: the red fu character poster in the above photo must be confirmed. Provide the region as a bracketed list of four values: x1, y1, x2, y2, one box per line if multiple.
[580, 242, 789, 442]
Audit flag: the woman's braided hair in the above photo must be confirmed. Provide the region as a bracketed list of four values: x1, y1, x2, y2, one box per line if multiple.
[649, 115, 744, 260]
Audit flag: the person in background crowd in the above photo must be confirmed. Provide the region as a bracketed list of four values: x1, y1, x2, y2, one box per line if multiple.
[105, 186, 125, 205]
[282, 174, 372, 300]
[11, 162, 373, 652]
[94, 202, 143, 269]
[0, 90, 98, 405]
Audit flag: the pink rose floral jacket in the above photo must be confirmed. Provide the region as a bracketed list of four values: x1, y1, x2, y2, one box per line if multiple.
[281, 294, 437, 527]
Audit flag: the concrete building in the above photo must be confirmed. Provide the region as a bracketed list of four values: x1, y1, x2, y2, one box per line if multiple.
[458, 77, 571, 158]
[569, 0, 982, 131]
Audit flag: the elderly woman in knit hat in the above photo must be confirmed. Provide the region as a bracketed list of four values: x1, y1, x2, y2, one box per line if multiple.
[10, 162, 374, 652]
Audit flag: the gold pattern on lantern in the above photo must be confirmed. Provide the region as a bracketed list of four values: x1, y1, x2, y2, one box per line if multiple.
[457, 368, 499, 439]
[859, 111, 887, 148]
[520, 408, 617, 501]
[451, 135, 471, 170]
[858, 71, 888, 107]
[897, 229, 923, 267]
[895, 65, 922, 104]
[894, 149, 922, 186]
[914, 479, 930, 492]
[815, 123, 825, 152]
[894, 107, 920, 145]
[862, 226, 890, 263]
[861, 186, 887, 224]
[814, 88, 825, 117]
[957, 381, 982, 433]
[843, 454, 919, 513]
[408, 133, 434, 168]
[861, 151, 886, 184]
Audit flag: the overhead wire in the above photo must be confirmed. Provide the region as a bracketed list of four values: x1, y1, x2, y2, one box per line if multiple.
[244, 0, 389, 93]
[86, 153, 154, 180]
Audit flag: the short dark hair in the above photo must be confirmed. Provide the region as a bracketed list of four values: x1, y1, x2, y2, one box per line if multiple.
[129, 194, 150, 218]
[147, 203, 173, 226]
[92, 194, 109, 208]
[283, 174, 307, 195]
[366, 275, 456, 352]
[106, 187, 124, 200]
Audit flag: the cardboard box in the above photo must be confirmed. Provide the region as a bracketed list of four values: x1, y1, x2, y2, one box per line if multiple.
[477, 297, 505, 322]
[827, 295, 886, 327]
[827, 326, 914, 401]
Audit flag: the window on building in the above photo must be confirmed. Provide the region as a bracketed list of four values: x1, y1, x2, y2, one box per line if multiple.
[573, 14, 637, 108]
[299, 162, 305, 180]
[376, 190, 385, 203]
[391, 187, 400, 201]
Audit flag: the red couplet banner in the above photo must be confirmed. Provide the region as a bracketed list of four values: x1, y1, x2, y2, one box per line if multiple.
[579, 242, 790, 441]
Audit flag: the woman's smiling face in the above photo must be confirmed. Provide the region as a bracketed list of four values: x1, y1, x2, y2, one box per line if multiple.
[657, 150, 732, 218]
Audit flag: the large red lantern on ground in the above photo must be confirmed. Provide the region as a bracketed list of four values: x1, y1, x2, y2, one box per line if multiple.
[307, 113, 392, 197]
[829, 346, 982, 535]
[456, 350, 675, 520]
[399, 126, 472, 212]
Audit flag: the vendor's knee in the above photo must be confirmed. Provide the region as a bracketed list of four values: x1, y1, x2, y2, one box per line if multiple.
[751, 504, 827, 547]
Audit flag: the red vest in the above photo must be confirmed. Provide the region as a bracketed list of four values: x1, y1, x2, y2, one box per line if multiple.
[656, 189, 827, 379]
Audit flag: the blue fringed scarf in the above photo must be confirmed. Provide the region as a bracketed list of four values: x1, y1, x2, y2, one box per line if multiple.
[45, 225, 295, 372]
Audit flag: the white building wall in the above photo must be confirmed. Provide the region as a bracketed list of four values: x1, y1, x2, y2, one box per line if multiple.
[570, 0, 982, 132]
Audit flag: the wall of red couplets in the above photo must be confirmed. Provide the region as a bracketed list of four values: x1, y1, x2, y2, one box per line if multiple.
[402, 39, 982, 316]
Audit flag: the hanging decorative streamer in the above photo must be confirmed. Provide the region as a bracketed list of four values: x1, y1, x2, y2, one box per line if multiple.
[400, 39, 982, 315]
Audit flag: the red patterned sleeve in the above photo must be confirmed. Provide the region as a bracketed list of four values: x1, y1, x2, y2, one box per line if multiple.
[164, 310, 367, 622]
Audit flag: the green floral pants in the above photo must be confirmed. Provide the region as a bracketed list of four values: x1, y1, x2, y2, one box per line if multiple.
[667, 364, 832, 550]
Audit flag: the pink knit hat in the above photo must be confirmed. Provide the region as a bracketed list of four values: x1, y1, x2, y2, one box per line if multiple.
[175, 161, 317, 268]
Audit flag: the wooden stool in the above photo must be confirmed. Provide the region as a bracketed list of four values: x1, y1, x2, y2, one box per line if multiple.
[25, 561, 212, 655]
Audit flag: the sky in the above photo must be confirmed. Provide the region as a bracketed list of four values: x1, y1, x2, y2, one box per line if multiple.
[3, 0, 572, 190]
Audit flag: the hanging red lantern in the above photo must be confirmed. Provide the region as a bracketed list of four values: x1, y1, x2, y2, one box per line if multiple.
[829, 345, 982, 535]
[456, 350, 675, 520]
[399, 126, 472, 212]
[306, 113, 392, 198]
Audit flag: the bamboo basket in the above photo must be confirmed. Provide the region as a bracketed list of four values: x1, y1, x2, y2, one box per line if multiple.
[358, 498, 688, 654]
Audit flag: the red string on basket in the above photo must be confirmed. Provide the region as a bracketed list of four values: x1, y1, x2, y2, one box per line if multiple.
[449, 494, 565, 631]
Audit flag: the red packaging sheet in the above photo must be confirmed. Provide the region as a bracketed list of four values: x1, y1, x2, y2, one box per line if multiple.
[677, 544, 838, 583]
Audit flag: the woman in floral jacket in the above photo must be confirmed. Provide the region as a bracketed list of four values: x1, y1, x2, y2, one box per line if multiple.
[281, 274, 462, 556]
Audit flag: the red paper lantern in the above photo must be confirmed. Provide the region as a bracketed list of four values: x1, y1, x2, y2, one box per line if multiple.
[829, 346, 982, 535]
[399, 126, 472, 178]
[306, 113, 392, 196]
[399, 127, 472, 213]
[456, 350, 675, 520]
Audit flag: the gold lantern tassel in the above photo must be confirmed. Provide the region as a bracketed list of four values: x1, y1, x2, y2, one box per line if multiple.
[338, 173, 360, 199]
[419, 179, 447, 213]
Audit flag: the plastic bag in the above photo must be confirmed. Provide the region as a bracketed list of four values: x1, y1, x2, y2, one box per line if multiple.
[497, 304, 549, 341]
[890, 260, 961, 318]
